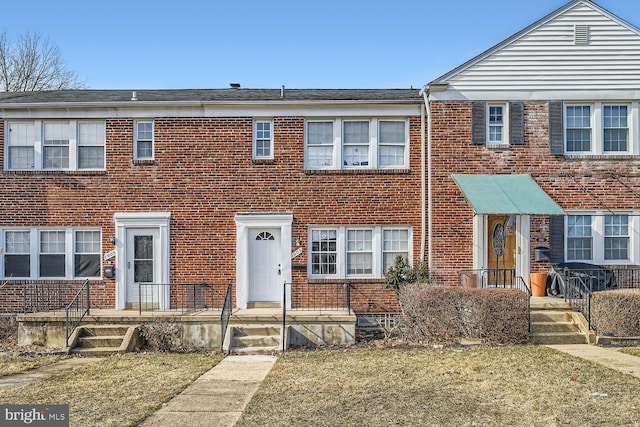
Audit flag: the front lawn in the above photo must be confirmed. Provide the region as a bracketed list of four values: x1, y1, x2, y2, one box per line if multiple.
[238, 346, 640, 426]
[0, 352, 222, 426]
[620, 347, 640, 358]
[0, 354, 66, 377]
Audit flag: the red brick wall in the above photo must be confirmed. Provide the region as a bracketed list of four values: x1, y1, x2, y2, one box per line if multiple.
[0, 115, 421, 313]
[430, 100, 640, 285]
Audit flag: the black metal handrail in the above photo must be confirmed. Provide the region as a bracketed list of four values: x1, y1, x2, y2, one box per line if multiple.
[24, 282, 81, 313]
[282, 281, 352, 352]
[220, 281, 233, 353]
[65, 279, 90, 348]
[458, 269, 519, 289]
[137, 283, 228, 314]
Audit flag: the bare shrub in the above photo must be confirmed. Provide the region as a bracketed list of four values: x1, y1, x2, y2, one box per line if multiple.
[592, 289, 640, 337]
[398, 284, 529, 345]
[0, 316, 17, 351]
[139, 319, 182, 352]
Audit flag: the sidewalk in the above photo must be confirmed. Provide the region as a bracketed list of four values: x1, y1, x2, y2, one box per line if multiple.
[546, 344, 640, 379]
[140, 354, 277, 427]
[0, 357, 102, 389]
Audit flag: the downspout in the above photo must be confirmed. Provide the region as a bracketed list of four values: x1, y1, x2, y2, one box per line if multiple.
[418, 86, 432, 274]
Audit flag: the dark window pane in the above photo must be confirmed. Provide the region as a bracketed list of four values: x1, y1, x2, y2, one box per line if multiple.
[40, 254, 65, 277]
[75, 254, 100, 277]
[5, 255, 30, 277]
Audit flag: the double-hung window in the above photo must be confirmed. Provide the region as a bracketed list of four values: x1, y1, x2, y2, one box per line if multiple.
[565, 213, 633, 263]
[43, 122, 70, 169]
[488, 104, 505, 145]
[253, 120, 273, 160]
[603, 105, 628, 152]
[4, 231, 31, 278]
[305, 118, 408, 170]
[565, 105, 592, 152]
[309, 226, 411, 278]
[7, 122, 35, 169]
[134, 120, 154, 160]
[5, 120, 106, 171]
[1, 228, 101, 279]
[343, 121, 370, 167]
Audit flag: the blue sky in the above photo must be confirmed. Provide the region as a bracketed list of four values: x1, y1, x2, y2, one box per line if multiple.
[3, 0, 640, 90]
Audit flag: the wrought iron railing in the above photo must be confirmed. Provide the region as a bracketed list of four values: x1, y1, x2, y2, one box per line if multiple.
[137, 283, 229, 314]
[458, 269, 530, 294]
[549, 266, 640, 332]
[220, 281, 233, 353]
[65, 279, 90, 347]
[23, 282, 85, 313]
[282, 281, 352, 352]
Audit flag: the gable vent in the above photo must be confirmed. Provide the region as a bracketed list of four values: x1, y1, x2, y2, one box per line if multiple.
[575, 25, 590, 45]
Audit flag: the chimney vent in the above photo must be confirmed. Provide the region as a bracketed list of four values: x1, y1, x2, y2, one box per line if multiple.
[230, 83, 241, 89]
[131, 91, 138, 101]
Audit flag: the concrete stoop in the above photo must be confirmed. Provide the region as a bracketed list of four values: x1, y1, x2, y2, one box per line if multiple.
[67, 324, 142, 356]
[530, 304, 592, 345]
[228, 325, 282, 355]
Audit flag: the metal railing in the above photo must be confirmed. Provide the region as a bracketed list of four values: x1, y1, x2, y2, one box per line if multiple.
[282, 281, 352, 352]
[458, 269, 530, 294]
[549, 266, 640, 332]
[24, 282, 84, 313]
[220, 281, 233, 353]
[65, 279, 90, 347]
[137, 283, 229, 314]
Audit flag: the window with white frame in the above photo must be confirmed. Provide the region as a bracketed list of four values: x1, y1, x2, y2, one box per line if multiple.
[134, 120, 154, 160]
[5, 120, 106, 171]
[564, 103, 634, 154]
[309, 226, 411, 278]
[566, 213, 633, 263]
[253, 120, 273, 159]
[1, 228, 101, 279]
[305, 118, 408, 170]
[4, 231, 30, 277]
[487, 104, 505, 145]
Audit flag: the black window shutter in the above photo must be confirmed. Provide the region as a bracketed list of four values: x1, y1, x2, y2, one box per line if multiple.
[509, 102, 525, 144]
[549, 101, 564, 154]
[549, 215, 565, 263]
[471, 101, 486, 144]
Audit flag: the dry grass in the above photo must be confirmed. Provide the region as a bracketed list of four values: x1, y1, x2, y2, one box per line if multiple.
[0, 352, 223, 426]
[0, 354, 66, 377]
[620, 348, 640, 358]
[238, 346, 640, 426]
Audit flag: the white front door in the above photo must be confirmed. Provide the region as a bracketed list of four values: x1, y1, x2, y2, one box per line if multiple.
[249, 228, 282, 302]
[126, 228, 160, 307]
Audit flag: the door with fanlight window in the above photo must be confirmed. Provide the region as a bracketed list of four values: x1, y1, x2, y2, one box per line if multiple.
[249, 229, 282, 303]
[126, 228, 160, 308]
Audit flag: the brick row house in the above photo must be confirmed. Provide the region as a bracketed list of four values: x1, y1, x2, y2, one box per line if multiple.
[3, 0, 640, 349]
[0, 89, 422, 321]
[425, 0, 640, 290]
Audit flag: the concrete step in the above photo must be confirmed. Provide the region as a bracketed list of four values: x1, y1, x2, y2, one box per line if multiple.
[81, 325, 131, 337]
[531, 332, 589, 345]
[232, 335, 280, 348]
[530, 321, 580, 334]
[530, 310, 573, 323]
[247, 302, 281, 309]
[233, 326, 280, 337]
[230, 345, 280, 355]
[77, 335, 124, 349]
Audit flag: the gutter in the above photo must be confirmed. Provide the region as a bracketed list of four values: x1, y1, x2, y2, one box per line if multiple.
[418, 86, 432, 273]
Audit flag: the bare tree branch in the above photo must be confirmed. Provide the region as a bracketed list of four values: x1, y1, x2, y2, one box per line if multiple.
[0, 31, 86, 92]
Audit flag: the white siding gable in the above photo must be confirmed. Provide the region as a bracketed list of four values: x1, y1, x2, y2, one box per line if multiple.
[430, 1, 640, 101]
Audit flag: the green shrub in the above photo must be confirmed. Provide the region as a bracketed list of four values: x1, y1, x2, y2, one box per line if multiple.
[398, 284, 529, 345]
[592, 289, 640, 337]
[384, 255, 429, 296]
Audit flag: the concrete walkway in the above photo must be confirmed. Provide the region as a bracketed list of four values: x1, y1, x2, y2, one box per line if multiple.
[547, 344, 640, 379]
[140, 354, 277, 427]
[0, 357, 102, 389]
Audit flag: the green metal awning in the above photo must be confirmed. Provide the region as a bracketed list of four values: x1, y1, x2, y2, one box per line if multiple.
[452, 174, 565, 215]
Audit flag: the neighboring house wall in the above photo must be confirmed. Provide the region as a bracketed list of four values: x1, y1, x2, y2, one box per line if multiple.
[0, 111, 422, 313]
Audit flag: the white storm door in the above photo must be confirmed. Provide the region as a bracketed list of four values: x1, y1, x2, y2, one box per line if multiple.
[249, 228, 282, 302]
[126, 228, 160, 306]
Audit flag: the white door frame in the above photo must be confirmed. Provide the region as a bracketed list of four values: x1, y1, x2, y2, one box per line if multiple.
[114, 212, 171, 310]
[472, 214, 530, 286]
[235, 213, 293, 309]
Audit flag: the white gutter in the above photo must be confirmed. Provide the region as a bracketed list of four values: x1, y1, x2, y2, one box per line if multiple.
[419, 86, 432, 274]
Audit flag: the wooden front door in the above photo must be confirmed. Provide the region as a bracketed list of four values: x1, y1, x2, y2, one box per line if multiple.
[487, 215, 516, 286]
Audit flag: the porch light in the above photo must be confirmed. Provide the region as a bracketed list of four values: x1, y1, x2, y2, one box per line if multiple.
[505, 215, 516, 236]
[109, 236, 116, 245]
[539, 220, 549, 234]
